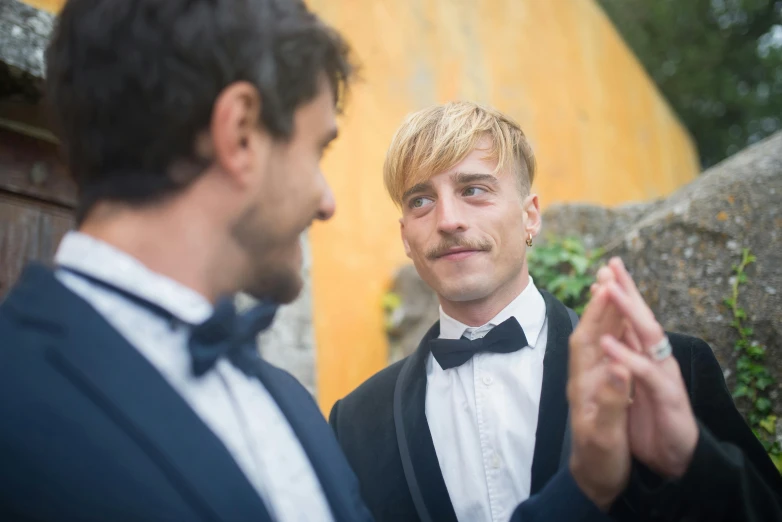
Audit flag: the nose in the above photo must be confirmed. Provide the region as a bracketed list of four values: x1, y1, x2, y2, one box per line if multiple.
[435, 195, 467, 235]
[315, 182, 336, 221]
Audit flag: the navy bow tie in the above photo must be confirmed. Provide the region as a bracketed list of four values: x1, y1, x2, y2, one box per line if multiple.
[429, 317, 529, 370]
[189, 298, 278, 377]
[58, 266, 277, 378]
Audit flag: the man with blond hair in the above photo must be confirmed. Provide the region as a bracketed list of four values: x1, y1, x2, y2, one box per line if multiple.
[330, 101, 782, 522]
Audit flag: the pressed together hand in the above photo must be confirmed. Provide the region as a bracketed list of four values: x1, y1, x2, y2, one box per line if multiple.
[567, 284, 633, 511]
[596, 258, 699, 479]
[568, 257, 702, 511]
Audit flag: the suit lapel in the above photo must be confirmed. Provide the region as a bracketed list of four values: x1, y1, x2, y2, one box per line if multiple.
[530, 290, 575, 495]
[250, 359, 359, 522]
[8, 264, 272, 522]
[393, 322, 458, 522]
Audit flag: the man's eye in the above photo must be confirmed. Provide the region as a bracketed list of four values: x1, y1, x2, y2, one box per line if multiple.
[410, 197, 434, 209]
[463, 186, 487, 197]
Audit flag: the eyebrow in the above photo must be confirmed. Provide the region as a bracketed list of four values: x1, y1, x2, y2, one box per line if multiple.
[453, 172, 499, 185]
[402, 181, 433, 202]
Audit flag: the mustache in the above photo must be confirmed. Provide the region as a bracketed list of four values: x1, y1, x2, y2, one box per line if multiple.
[425, 237, 492, 260]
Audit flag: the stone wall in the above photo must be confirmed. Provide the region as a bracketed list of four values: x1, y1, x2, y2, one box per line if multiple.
[543, 131, 782, 390]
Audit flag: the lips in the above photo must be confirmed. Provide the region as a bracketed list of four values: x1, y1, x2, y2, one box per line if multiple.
[437, 248, 483, 260]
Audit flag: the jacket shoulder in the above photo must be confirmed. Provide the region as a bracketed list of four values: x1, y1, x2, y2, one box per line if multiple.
[666, 331, 712, 362]
[337, 357, 408, 415]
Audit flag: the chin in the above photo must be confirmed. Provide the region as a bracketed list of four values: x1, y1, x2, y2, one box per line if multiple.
[268, 272, 303, 304]
[429, 273, 495, 303]
[245, 268, 303, 305]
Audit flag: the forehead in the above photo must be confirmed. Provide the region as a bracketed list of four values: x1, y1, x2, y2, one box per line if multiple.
[402, 144, 504, 194]
[443, 146, 498, 177]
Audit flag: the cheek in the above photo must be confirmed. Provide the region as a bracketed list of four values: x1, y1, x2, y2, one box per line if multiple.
[277, 153, 319, 200]
[487, 212, 525, 254]
[401, 220, 430, 257]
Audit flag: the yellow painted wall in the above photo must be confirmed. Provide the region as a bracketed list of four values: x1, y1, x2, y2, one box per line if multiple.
[307, 0, 699, 413]
[27, 0, 699, 413]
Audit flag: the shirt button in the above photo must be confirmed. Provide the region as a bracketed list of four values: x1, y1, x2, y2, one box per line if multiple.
[482, 375, 493, 386]
[491, 453, 502, 469]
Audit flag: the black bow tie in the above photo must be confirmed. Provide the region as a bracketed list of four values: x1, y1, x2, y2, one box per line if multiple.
[189, 298, 278, 377]
[429, 317, 529, 370]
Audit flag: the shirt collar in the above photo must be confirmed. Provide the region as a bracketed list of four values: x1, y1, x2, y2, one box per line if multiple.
[55, 231, 214, 324]
[438, 276, 547, 347]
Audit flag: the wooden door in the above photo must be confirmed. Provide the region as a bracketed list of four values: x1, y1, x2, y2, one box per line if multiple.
[0, 125, 76, 298]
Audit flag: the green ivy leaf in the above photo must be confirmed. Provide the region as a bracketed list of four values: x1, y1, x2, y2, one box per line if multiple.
[756, 375, 775, 391]
[732, 385, 750, 399]
[770, 453, 782, 474]
[561, 238, 583, 253]
[570, 256, 590, 276]
[381, 292, 402, 311]
[756, 398, 773, 413]
[759, 415, 778, 434]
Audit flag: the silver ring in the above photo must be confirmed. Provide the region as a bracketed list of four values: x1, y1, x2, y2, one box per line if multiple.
[649, 336, 672, 361]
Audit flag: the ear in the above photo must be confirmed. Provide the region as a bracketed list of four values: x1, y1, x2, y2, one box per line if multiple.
[210, 81, 263, 186]
[523, 193, 542, 239]
[400, 218, 412, 259]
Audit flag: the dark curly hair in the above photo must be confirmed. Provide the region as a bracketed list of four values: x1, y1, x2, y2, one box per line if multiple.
[45, 0, 355, 222]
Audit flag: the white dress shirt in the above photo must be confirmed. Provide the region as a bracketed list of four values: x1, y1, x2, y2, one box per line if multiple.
[54, 231, 333, 522]
[425, 278, 548, 522]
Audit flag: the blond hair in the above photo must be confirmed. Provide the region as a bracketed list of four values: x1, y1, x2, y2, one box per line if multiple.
[383, 101, 536, 206]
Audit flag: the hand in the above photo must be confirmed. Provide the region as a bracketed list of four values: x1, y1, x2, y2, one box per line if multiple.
[567, 286, 633, 511]
[597, 258, 699, 479]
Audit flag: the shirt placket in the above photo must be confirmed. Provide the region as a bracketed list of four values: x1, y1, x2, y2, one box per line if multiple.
[471, 339, 502, 522]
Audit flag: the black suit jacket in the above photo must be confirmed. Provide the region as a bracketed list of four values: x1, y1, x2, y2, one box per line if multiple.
[0, 264, 373, 522]
[330, 290, 782, 522]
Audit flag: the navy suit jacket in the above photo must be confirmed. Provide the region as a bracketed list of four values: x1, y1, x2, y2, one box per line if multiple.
[0, 264, 372, 522]
[0, 264, 617, 522]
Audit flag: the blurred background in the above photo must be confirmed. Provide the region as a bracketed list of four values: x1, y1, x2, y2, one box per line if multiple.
[1, 1, 780, 466]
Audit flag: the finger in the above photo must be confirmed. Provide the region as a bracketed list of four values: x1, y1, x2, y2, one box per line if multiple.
[623, 320, 644, 353]
[604, 282, 665, 350]
[590, 283, 599, 296]
[608, 257, 644, 302]
[600, 334, 670, 402]
[569, 361, 610, 412]
[591, 363, 631, 440]
[596, 265, 615, 285]
[572, 286, 611, 344]
[570, 288, 620, 374]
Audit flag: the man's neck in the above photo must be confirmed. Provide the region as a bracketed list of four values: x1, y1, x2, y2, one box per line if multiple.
[439, 269, 530, 327]
[78, 203, 242, 303]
